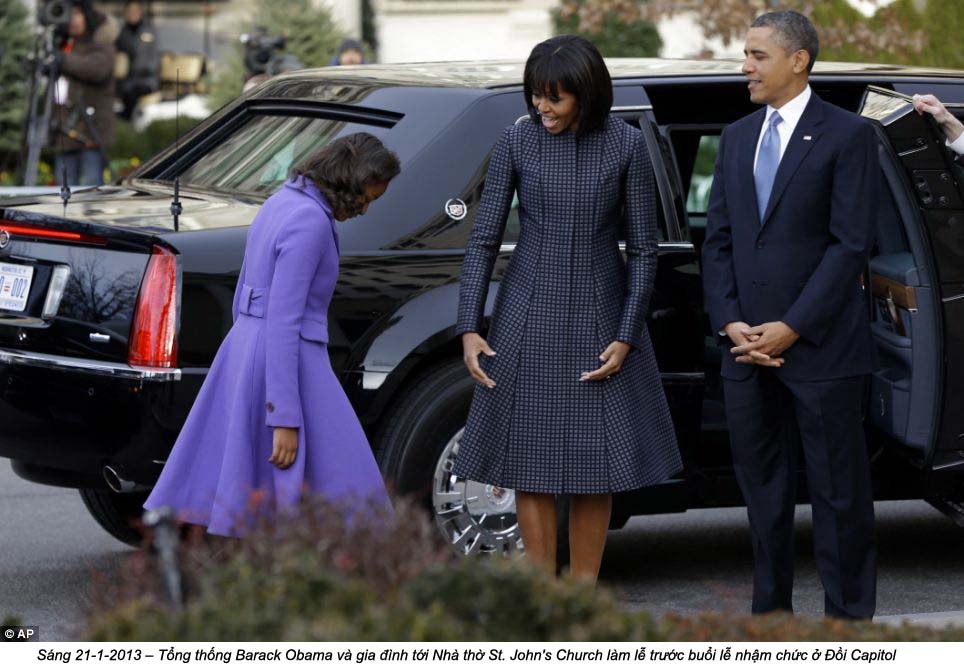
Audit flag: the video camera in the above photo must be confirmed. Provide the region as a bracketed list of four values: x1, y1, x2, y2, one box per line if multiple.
[37, 0, 73, 31]
[240, 27, 288, 77]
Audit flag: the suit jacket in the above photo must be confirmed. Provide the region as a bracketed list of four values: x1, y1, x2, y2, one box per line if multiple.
[232, 176, 340, 428]
[702, 92, 879, 381]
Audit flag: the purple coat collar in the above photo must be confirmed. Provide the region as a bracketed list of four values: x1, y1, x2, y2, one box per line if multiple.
[285, 176, 334, 216]
[284, 176, 339, 253]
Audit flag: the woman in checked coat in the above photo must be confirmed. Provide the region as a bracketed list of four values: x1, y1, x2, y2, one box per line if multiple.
[454, 36, 682, 579]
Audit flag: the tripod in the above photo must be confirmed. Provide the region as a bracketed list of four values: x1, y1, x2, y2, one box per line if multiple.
[19, 25, 59, 187]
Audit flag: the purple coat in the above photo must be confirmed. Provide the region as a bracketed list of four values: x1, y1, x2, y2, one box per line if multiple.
[144, 177, 391, 536]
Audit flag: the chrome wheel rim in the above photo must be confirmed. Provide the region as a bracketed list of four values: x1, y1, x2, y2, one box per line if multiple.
[432, 427, 523, 556]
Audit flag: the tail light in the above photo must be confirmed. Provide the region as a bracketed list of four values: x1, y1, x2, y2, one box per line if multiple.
[128, 245, 179, 368]
[0, 220, 107, 246]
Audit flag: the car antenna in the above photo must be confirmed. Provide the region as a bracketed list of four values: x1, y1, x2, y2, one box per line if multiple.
[59, 162, 71, 217]
[58, 90, 71, 217]
[169, 68, 182, 232]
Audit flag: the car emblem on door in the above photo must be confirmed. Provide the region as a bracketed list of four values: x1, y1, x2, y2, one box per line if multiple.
[0, 229, 10, 250]
[445, 198, 467, 221]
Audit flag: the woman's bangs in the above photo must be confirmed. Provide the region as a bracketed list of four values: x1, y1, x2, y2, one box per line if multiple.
[525, 55, 575, 99]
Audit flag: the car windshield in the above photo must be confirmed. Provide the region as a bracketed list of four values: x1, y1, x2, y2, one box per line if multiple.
[175, 113, 392, 196]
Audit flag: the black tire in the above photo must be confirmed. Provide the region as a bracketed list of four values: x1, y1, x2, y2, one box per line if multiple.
[78, 488, 148, 546]
[377, 357, 474, 499]
[377, 357, 567, 567]
[379, 357, 528, 557]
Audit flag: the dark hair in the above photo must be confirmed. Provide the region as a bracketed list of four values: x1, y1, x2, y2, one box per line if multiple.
[291, 132, 400, 217]
[337, 38, 364, 55]
[523, 35, 612, 137]
[751, 10, 820, 73]
[72, 0, 105, 39]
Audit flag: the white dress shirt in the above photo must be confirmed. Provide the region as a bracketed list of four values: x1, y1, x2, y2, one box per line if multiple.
[753, 85, 813, 172]
[948, 132, 964, 156]
[720, 86, 813, 337]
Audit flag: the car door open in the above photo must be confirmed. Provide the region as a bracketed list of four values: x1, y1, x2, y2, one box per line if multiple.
[859, 85, 964, 478]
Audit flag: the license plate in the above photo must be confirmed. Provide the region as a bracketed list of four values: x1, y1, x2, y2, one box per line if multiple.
[0, 262, 34, 312]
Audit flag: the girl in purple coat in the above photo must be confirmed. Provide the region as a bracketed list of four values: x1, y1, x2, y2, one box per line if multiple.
[144, 133, 401, 536]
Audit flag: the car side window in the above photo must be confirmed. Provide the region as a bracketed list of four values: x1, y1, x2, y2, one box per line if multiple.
[687, 135, 720, 214]
[504, 193, 521, 243]
[175, 113, 392, 197]
[618, 115, 669, 242]
[663, 128, 722, 213]
[664, 127, 723, 248]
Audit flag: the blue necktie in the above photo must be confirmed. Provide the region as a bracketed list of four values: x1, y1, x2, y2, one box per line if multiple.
[754, 111, 783, 222]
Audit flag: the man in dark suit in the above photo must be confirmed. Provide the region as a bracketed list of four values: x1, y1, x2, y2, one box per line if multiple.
[702, 10, 879, 619]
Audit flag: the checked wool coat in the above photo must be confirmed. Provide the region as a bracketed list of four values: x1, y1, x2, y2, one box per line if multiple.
[453, 116, 683, 494]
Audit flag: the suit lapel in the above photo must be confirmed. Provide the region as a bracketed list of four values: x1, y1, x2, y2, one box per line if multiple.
[760, 94, 825, 228]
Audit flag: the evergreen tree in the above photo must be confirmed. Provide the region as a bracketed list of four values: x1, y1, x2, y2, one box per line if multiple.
[208, 0, 345, 112]
[0, 0, 33, 174]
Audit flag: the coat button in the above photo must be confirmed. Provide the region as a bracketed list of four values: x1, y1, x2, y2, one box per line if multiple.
[266, 402, 275, 413]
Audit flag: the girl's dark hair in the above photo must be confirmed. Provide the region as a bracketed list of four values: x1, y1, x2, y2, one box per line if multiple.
[291, 132, 401, 217]
[523, 35, 612, 137]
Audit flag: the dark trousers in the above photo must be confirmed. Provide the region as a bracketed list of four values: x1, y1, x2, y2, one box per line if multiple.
[54, 149, 105, 187]
[723, 368, 877, 619]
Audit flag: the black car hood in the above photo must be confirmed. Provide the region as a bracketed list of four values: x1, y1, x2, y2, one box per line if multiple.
[0, 183, 260, 232]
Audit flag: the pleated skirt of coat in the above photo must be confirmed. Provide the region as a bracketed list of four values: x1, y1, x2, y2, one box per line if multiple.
[143, 315, 392, 537]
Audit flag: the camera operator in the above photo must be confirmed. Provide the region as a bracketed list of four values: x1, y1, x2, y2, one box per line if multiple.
[241, 26, 301, 80]
[50, 1, 118, 186]
[115, 0, 159, 120]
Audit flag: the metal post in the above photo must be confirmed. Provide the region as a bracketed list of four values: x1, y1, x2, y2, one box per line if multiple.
[142, 507, 184, 610]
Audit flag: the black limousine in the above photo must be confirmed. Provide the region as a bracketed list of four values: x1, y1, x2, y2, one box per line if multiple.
[2, 60, 963, 553]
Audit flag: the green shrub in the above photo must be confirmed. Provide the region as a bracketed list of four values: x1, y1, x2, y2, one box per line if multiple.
[2, 613, 23, 627]
[110, 118, 203, 165]
[83, 493, 964, 642]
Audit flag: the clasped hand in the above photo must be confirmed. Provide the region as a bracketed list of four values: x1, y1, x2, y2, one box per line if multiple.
[725, 321, 799, 367]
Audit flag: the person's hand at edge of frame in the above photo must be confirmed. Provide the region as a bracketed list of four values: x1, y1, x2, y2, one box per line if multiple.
[913, 93, 963, 144]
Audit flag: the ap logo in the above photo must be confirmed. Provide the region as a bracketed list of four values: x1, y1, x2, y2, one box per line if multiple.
[2, 626, 37, 641]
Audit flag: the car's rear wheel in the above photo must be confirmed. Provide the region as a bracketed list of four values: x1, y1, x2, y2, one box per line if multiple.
[378, 358, 524, 556]
[78, 488, 147, 546]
